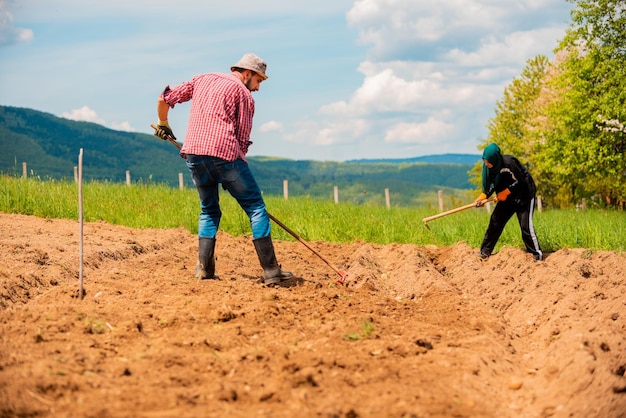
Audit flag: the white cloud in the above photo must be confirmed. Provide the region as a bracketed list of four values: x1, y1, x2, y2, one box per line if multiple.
[270, 1, 564, 160]
[307, 0, 572, 158]
[385, 117, 454, 144]
[0, 0, 33, 46]
[60, 106, 134, 132]
[347, 0, 505, 57]
[445, 27, 567, 67]
[259, 120, 283, 133]
[320, 61, 502, 119]
[285, 119, 370, 146]
[61, 106, 104, 124]
[351, 69, 438, 111]
[320, 68, 438, 115]
[347, 0, 568, 61]
[110, 121, 134, 132]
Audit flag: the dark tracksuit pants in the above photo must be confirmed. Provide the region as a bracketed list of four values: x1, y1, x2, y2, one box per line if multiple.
[480, 196, 542, 259]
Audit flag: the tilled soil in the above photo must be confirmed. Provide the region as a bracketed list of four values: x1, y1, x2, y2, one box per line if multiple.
[1, 213, 625, 418]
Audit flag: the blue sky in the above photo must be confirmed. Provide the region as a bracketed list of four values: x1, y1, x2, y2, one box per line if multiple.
[0, 0, 573, 161]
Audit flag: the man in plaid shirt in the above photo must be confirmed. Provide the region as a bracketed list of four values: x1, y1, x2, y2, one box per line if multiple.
[155, 53, 293, 285]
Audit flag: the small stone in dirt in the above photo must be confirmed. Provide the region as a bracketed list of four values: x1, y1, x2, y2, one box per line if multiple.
[579, 264, 592, 278]
[345, 409, 359, 418]
[415, 339, 433, 350]
[219, 389, 238, 402]
[216, 309, 237, 322]
[508, 377, 523, 390]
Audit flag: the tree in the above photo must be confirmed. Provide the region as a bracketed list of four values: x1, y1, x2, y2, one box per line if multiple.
[472, 56, 549, 190]
[481, 0, 626, 208]
[537, 0, 626, 207]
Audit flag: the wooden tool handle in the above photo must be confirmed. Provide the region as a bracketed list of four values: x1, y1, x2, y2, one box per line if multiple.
[422, 197, 496, 224]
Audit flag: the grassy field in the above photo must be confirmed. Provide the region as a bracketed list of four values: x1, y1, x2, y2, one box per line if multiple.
[2, 175, 625, 253]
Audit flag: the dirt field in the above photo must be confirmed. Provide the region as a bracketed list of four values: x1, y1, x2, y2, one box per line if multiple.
[0, 212, 625, 418]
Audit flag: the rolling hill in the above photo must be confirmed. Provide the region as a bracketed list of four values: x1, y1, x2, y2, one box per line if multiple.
[0, 105, 480, 206]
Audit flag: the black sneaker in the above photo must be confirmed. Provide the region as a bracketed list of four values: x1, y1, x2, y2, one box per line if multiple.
[534, 253, 543, 262]
[478, 250, 490, 259]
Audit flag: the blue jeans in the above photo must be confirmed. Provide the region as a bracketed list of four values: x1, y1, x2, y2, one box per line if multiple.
[185, 155, 271, 239]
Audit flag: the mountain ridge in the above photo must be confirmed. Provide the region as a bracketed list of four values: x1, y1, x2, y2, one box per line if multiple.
[347, 154, 480, 165]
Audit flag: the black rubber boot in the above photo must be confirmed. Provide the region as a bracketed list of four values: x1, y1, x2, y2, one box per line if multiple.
[253, 236, 293, 285]
[195, 238, 218, 280]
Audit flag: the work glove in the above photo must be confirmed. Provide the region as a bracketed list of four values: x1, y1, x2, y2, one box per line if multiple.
[154, 120, 176, 141]
[475, 192, 487, 207]
[496, 188, 511, 202]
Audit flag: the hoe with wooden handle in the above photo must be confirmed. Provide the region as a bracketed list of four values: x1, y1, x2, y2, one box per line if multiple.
[266, 213, 349, 284]
[422, 197, 496, 230]
[150, 124, 349, 285]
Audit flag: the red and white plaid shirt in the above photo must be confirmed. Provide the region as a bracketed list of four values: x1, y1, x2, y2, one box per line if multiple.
[162, 73, 255, 162]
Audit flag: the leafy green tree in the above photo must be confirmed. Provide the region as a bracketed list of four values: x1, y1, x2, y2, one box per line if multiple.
[482, 55, 549, 159]
[537, 0, 626, 207]
[472, 56, 549, 190]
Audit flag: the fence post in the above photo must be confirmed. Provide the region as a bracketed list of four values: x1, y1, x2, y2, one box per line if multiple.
[78, 148, 85, 300]
[74, 166, 78, 182]
[178, 173, 184, 190]
[126, 170, 131, 186]
[385, 188, 390, 209]
[22, 162, 27, 178]
[334, 186, 339, 204]
[581, 198, 586, 210]
[438, 190, 443, 212]
[537, 195, 542, 212]
[283, 180, 288, 200]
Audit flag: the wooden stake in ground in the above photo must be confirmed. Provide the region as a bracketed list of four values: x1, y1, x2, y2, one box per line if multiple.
[78, 148, 84, 300]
